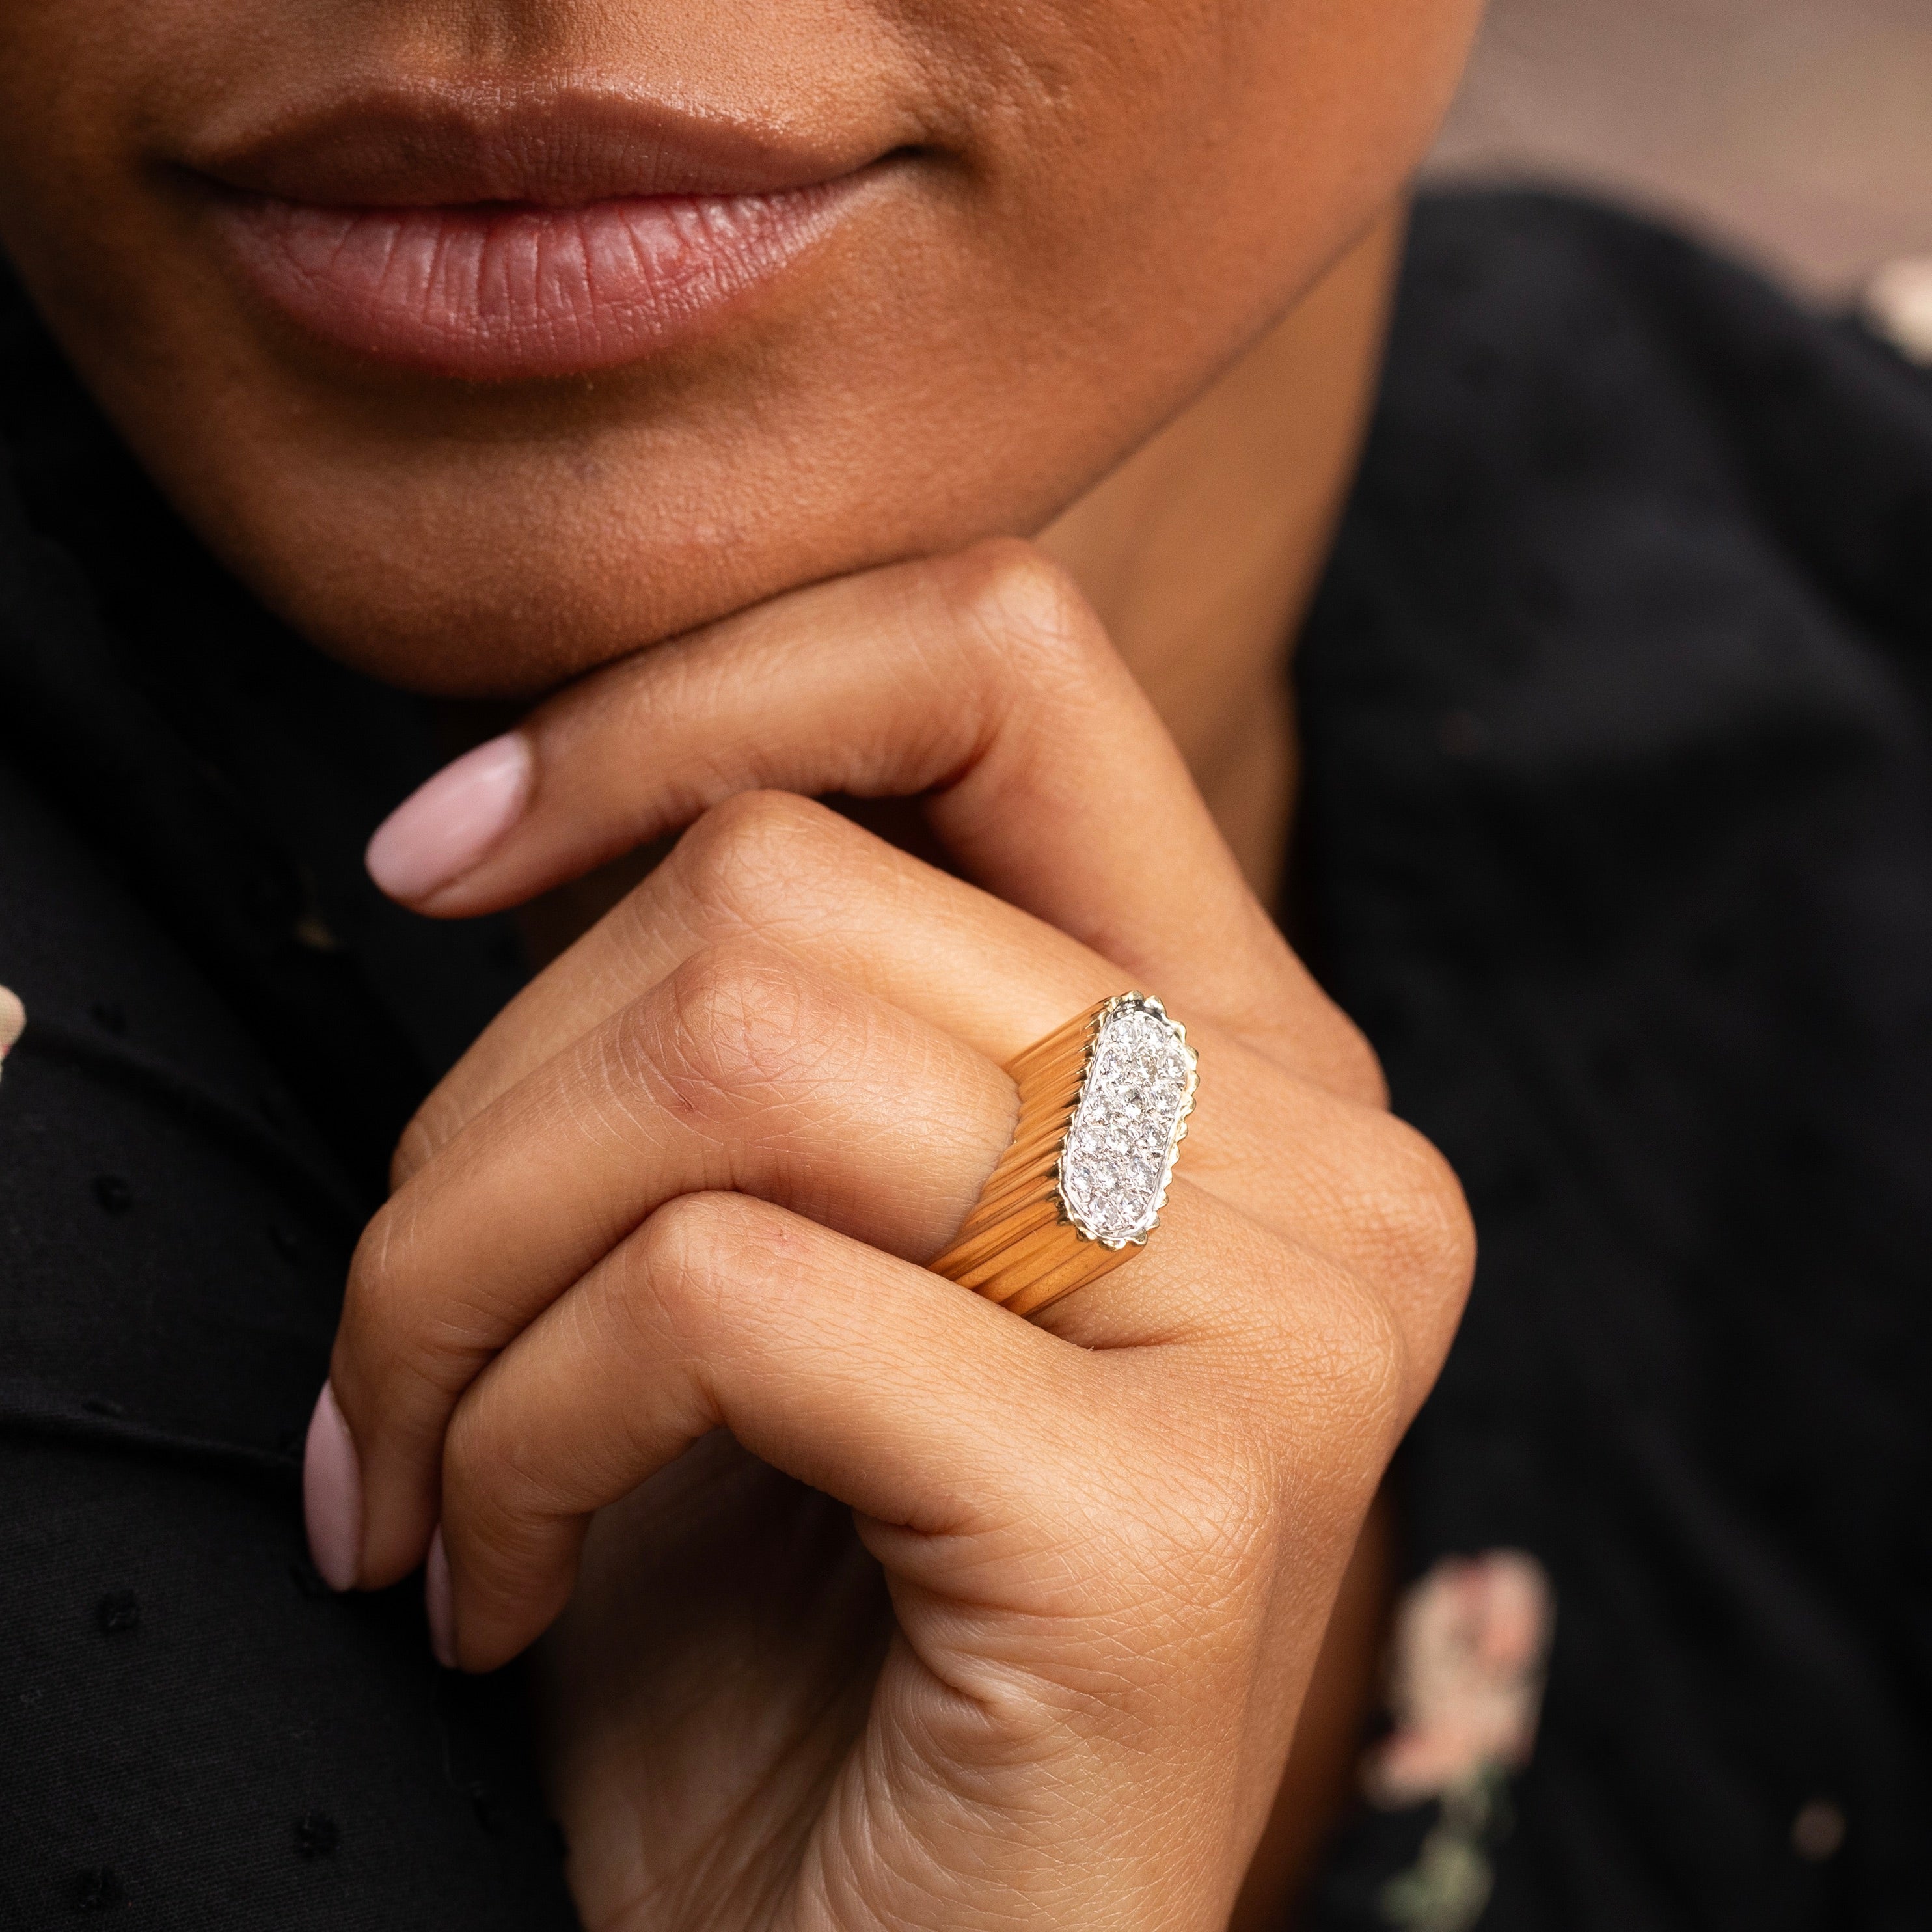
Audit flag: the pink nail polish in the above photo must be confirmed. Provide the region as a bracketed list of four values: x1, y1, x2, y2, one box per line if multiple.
[303, 1382, 363, 1592]
[365, 733, 532, 904]
[425, 1527, 457, 1670]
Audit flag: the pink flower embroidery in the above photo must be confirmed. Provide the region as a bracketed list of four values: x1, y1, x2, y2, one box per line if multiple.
[1363, 1549, 1554, 1810]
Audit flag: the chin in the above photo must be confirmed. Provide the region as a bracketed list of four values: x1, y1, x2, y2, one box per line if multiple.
[206, 440, 1007, 701]
[0, 0, 1481, 698]
[230, 519, 789, 701]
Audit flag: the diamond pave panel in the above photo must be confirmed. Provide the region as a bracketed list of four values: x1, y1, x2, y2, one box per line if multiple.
[1057, 995, 1197, 1245]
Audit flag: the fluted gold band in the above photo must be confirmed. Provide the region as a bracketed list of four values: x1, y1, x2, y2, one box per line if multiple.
[929, 992, 1196, 1320]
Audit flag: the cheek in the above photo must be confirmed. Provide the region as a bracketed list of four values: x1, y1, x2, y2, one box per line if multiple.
[969, 0, 1482, 310]
[0, 0, 1481, 698]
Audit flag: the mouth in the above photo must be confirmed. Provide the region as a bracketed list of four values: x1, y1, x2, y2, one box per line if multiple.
[189, 87, 903, 382]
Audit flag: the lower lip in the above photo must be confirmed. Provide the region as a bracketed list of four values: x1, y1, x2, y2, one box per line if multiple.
[211, 180, 855, 381]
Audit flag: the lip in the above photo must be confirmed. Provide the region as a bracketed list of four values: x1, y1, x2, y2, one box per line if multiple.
[190, 88, 896, 381]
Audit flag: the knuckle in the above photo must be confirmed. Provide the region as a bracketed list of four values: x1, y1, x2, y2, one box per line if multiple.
[630, 1188, 748, 1314]
[336, 1199, 458, 1417]
[617, 1190, 798, 1363]
[630, 941, 818, 1127]
[1338, 1284, 1409, 1439]
[339, 1185, 511, 1415]
[442, 1393, 557, 1543]
[340, 1195, 415, 1348]
[1360, 1117, 1478, 1311]
[674, 787, 840, 921]
[936, 538, 1110, 691]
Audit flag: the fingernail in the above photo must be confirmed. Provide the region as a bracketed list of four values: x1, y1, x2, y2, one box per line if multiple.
[303, 1382, 363, 1592]
[0, 985, 23, 1072]
[365, 733, 532, 904]
[425, 1526, 457, 1670]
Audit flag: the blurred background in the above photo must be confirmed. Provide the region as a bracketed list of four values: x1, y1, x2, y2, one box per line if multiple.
[1425, 0, 1932, 318]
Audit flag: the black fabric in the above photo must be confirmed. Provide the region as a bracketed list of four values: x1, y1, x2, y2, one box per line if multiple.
[0, 277, 569, 1924]
[0, 190, 1927, 1927]
[1296, 196, 1932, 1930]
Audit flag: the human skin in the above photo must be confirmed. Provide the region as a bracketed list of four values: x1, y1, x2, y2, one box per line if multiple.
[0, 0, 1480, 700]
[0, 1, 1484, 1925]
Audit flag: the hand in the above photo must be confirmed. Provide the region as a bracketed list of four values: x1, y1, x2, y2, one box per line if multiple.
[317, 541, 1473, 1931]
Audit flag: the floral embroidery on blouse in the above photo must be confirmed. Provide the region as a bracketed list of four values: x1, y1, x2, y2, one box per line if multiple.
[1361, 1550, 1555, 1932]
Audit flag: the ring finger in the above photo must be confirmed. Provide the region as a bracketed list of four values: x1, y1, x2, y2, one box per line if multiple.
[393, 796, 1462, 1370]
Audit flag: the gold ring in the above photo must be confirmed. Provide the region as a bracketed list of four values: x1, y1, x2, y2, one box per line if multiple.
[930, 992, 1199, 1319]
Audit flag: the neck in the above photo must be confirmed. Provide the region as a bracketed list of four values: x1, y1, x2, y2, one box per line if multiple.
[1037, 206, 1404, 905]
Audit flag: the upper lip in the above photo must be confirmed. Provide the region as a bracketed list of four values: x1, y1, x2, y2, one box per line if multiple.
[185, 83, 888, 208]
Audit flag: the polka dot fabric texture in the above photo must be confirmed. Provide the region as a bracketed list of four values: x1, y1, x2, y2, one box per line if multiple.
[0, 274, 569, 1928]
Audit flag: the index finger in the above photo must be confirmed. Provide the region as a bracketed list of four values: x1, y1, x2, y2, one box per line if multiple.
[366, 541, 1370, 1087]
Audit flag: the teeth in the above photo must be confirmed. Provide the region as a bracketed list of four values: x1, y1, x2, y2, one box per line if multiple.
[1057, 996, 1197, 1245]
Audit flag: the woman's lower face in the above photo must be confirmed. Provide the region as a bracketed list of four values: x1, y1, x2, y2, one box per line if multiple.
[0, 0, 1480, 694]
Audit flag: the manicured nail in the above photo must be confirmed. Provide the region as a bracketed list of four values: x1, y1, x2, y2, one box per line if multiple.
[365, 733, 532, 904]
[303, 1382, 363, 1592]
[425, 1526, 457, 1670]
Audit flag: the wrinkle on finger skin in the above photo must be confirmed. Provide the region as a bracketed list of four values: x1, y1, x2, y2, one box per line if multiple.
[341, 953, 1031, 1586]
[396, 540, 1352, 1083]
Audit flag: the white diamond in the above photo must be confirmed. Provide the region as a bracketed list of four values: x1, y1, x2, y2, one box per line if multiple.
[1057, 996, 1197, 1245]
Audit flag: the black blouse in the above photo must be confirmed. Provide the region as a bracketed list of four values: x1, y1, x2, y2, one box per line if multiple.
[1, 192, 1928, 1929]
[1298, 197, 1932, 1932]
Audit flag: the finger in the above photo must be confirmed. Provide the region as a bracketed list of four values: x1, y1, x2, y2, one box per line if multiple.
[382, 793, 1465, 1390]
[400, 793, 1113, 1170]
[392, 792, 1463, 1372]
[368, 541, 1356, 1074]
[434, 1183, 1400, 1673]
[398, 789, 1374, 1186]
[334, 940, 1018, 1587]
[374, 780, 1460, 1313]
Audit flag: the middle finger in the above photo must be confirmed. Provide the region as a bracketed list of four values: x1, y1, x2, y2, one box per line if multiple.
[335, 938, 1017, 1588]
[394, 793, 1460, 1348]
[396, 789, 1367, 1188]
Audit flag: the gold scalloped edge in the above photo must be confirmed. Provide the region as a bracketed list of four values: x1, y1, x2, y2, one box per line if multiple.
[1055, 991, 1199, 1249]
[928, 990, 1197, 1319]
